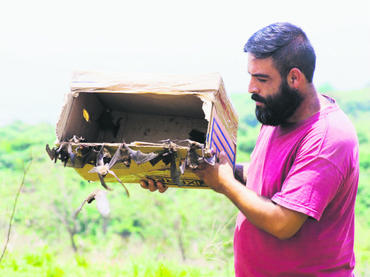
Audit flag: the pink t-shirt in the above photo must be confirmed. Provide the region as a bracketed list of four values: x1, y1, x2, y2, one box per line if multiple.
[234, 100, 359, 276]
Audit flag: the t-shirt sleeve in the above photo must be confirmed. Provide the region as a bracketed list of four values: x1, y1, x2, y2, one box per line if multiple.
[271, 155, 344, 221]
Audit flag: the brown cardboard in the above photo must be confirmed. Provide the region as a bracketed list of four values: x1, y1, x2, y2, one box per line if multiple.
[51, 71, 238, 188]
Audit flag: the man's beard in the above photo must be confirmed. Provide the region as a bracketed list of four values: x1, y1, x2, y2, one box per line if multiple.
[251, 80, 303, 126]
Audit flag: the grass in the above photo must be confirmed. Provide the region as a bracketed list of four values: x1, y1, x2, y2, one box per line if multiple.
[0, 247, 232, 277]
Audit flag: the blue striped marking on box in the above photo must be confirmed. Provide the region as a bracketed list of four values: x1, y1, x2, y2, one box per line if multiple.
[209, 117, 236, 167]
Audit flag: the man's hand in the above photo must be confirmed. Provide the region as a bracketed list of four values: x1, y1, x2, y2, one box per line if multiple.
[140, 179, 168, 193]
[194, 151, 237, 194]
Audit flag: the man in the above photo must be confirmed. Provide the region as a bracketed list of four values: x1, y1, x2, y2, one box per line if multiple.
[141, 23, 359, 276]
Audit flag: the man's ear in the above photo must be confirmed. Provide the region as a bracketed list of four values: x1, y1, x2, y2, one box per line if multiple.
[287, 68, 304, 89]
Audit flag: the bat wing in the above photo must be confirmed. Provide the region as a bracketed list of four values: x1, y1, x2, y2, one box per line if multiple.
[46, 144, 56, 161]
[108, 170, 130, 197]
[88, 167, 98, 173]
[129, 148, 158, 165]
[74, 190, 98, 218]
[203, 154, 216, 166]
[179, 160, 186, 175]
[67, 143, 76, 166]
[96, 145, 105, 166]
[74, 199, 87, 218]
[98, 173, 113, 191]
[95, 190, 110, 217]
[108, 146, 123, 169]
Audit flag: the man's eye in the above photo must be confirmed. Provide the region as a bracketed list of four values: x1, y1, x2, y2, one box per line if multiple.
[258, 79, 267, 83]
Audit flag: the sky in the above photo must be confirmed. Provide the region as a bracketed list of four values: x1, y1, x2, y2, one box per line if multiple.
[1, 0, 369, 125]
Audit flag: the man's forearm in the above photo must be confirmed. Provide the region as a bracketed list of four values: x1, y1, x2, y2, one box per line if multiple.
[222, 179, 307, 240]
[195, 154, 306, 240]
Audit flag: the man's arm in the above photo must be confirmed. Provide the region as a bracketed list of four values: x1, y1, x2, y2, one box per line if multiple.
[195, 152, 307, 240]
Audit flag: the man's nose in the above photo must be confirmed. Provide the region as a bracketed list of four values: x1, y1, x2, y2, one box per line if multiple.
[248, 80, 259, 94]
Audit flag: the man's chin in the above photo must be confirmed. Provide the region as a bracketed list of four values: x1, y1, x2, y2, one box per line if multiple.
[255, 107, 281, 126]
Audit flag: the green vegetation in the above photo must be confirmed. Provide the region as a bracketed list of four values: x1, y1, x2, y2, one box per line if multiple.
[0, 87, 369, 276]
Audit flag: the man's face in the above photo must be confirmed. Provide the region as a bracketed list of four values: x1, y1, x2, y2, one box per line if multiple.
[247, 54, 303, 126]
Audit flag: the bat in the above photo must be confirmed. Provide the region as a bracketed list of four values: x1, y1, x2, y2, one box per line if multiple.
[150, 141, 183, 185]
[109, 142, 158, 169]
[186, 143, 202, 169]
[127, 146, 158, 165]
[88, 141, 159, 193]
[45, 142, 76, 166]
[88, 145, 130, 197]
[169, 148, 182, 186]
[108, 143, 132, 168]
[45, 136, 86, 166]
[183, 140, 216, 168]
[46, 144, 57, 161]
[74, 189, 110, 218]
[78, 146, 100, 167]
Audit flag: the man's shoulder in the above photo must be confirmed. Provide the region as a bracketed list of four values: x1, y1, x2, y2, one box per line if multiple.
[323, 105, 358, 146]
[298, 103, 356, 141]
[299, 105, 359, 174]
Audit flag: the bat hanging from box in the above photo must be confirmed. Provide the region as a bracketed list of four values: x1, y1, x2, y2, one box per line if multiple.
[88, 145, 130, 197]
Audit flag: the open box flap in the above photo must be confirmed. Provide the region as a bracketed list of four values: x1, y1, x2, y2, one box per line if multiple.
[70, 71, 223, 95]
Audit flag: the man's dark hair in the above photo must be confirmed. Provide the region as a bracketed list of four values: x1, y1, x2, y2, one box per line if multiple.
[244, 22, 316, 83]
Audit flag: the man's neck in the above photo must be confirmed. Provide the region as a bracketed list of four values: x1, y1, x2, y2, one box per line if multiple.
[287, 84, 324, 124]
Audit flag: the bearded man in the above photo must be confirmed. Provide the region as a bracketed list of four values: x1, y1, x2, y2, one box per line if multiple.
[141, 22, 359, 276]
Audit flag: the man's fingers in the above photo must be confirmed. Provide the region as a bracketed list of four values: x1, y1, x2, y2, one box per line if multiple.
[140, 179, 168, 193]
[218, 151, 228, 164]
[147, 179, 157, 192]
[140, 179, 157, 191]
[140, 180, 149, 189]
[156, 182, 168, 193]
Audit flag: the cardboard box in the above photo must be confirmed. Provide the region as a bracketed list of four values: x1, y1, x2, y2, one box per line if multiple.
[50, 71, 238, 188]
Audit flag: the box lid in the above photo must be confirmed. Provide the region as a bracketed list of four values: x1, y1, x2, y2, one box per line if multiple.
[70, 71, 223, 95]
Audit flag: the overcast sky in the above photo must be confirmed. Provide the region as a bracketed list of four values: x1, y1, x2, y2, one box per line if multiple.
[1, 0, 369, 125]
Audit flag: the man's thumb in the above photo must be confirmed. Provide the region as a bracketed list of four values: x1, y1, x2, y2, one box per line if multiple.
[218, 151, 228, 164]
